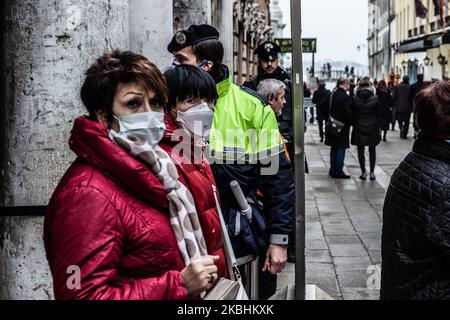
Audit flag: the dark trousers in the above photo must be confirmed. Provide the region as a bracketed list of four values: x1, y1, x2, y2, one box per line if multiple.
[396, 112, 411, 137]
[309, 107, 315, 124]
[318, 119, 325, 140]
[238, 255, 277, 300]
[330, 147, 346, 176]
[357, 146, 376, 173]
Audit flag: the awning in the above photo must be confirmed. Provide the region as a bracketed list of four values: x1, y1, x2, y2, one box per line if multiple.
[396, 31, 450, 53]
[430, 33, 450, 47]
[396, 38, 434, 53]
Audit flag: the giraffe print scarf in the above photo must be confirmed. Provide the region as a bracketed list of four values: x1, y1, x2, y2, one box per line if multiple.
[109, 129, 208, 265]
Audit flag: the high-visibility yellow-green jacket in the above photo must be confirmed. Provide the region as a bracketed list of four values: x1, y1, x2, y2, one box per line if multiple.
[209, 72, 284, 162]
[208, 67, 295, 257]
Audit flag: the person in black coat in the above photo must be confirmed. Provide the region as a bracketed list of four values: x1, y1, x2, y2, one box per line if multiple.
[312, 80, 331, 142]
[351, 78, 383, 181]
[381, 81, 450, 300]
[409, 74, 429, 134]
[243, 41, 294, 161]
[376, 80, 393, 142]
[325, 78, 353, 179]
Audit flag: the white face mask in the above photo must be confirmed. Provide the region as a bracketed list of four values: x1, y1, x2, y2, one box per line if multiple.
[113, 111, 166, 148]
[176, 102, 214, 138]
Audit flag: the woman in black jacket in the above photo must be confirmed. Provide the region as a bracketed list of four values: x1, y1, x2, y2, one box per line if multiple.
[376, 80, 393, 142]
[381, 81, 450, 300]
[351, 78, 383, 180]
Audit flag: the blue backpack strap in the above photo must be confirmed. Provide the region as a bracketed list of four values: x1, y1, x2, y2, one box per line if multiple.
[240, 85, 269, 106]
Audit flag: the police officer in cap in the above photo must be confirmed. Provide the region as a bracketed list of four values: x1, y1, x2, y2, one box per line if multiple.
[244, 41, 294, 167]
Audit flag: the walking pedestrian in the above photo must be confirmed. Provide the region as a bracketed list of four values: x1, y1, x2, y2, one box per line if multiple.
[304, 82, 314, 123]
[349, 78, 356, 97]
[393, 75, 412, 139]
[409, 74, 429, 136]
[325, 78, 353, 179]
[351, 78, 383, 181]
[376, 80, 393, 142]
[312, 80, 331, 142]
[381, 80, 450, 300]
[387, 80, 396, 130]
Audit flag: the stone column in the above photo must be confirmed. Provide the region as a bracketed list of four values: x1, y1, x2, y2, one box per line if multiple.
[0, 0, 129, 300]
[215, 0, 234, 71]
[129, 0, 173, 70]
[173, 0, 211, 31]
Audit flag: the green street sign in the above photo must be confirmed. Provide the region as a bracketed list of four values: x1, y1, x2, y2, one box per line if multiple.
[274, 38, 317, 53]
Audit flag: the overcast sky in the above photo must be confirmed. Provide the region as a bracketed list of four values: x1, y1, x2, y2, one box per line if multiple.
[279, 0, 368, 65]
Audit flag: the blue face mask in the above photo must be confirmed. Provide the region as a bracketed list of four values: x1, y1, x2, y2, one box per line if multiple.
[113, 111, 166, 148]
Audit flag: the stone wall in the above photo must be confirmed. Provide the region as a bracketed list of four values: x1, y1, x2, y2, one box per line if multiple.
[0, 0, 129, 300]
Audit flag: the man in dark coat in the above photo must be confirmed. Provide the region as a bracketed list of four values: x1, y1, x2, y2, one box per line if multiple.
[244, 41, 294, 160]
[393, 76, 411, 139]
[349, 78, 356, 97]
[325, 78, 353, 179]
[312, 80, 331, 142]
[409, 74, 429, 134]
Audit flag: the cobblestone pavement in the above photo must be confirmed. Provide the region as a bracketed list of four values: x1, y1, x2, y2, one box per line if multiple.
[277, 121, 414, 300]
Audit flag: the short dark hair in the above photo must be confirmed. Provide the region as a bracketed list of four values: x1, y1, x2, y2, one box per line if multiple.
[403, 75, 410, 84]
[80, 50, 167, 121]
[337, 77, 350, 87]
[192, 39, 224, 65]
[164, 65, 217, 110]
[414, 81, 450, 139]
[417, 74, 424, 82]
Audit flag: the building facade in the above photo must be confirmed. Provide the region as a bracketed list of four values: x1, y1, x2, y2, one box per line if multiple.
[233, 0, 273, 84]
[370, 0, 450, 82]
[393, 0, 450, 81]
[368, 0, 394, 81]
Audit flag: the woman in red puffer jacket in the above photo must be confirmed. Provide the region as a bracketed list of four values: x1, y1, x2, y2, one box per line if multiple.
[44, 50, 226, 300]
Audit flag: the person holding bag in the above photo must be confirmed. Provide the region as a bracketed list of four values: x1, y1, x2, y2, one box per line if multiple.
[325, 78, 353, 179]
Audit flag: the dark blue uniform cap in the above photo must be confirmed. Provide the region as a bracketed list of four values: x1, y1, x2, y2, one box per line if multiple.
[255, 41, 281, 61]
[167, 24, 220, 53]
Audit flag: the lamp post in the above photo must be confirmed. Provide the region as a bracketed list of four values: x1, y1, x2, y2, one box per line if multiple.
[290, 0, 306, 301]
[423, 56, 431, 66]
[437, 54, 447, 78]
[401, 60, 407, 75]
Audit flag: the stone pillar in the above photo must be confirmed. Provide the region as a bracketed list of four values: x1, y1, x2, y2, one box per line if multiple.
[215, 0, 234, 71]
[173, 0, 211, 31]
[129, 0, 173, 70]
[0, 0, 129, 300]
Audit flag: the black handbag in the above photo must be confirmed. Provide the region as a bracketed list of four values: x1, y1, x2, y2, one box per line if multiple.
[325, 90, 345, 136]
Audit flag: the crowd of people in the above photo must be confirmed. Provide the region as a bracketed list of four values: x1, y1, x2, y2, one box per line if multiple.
[43, 26, 296, 301]
[311, 73, 432, 181]
[41, 21, 450, 301]
[310, 73, 450, 300]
